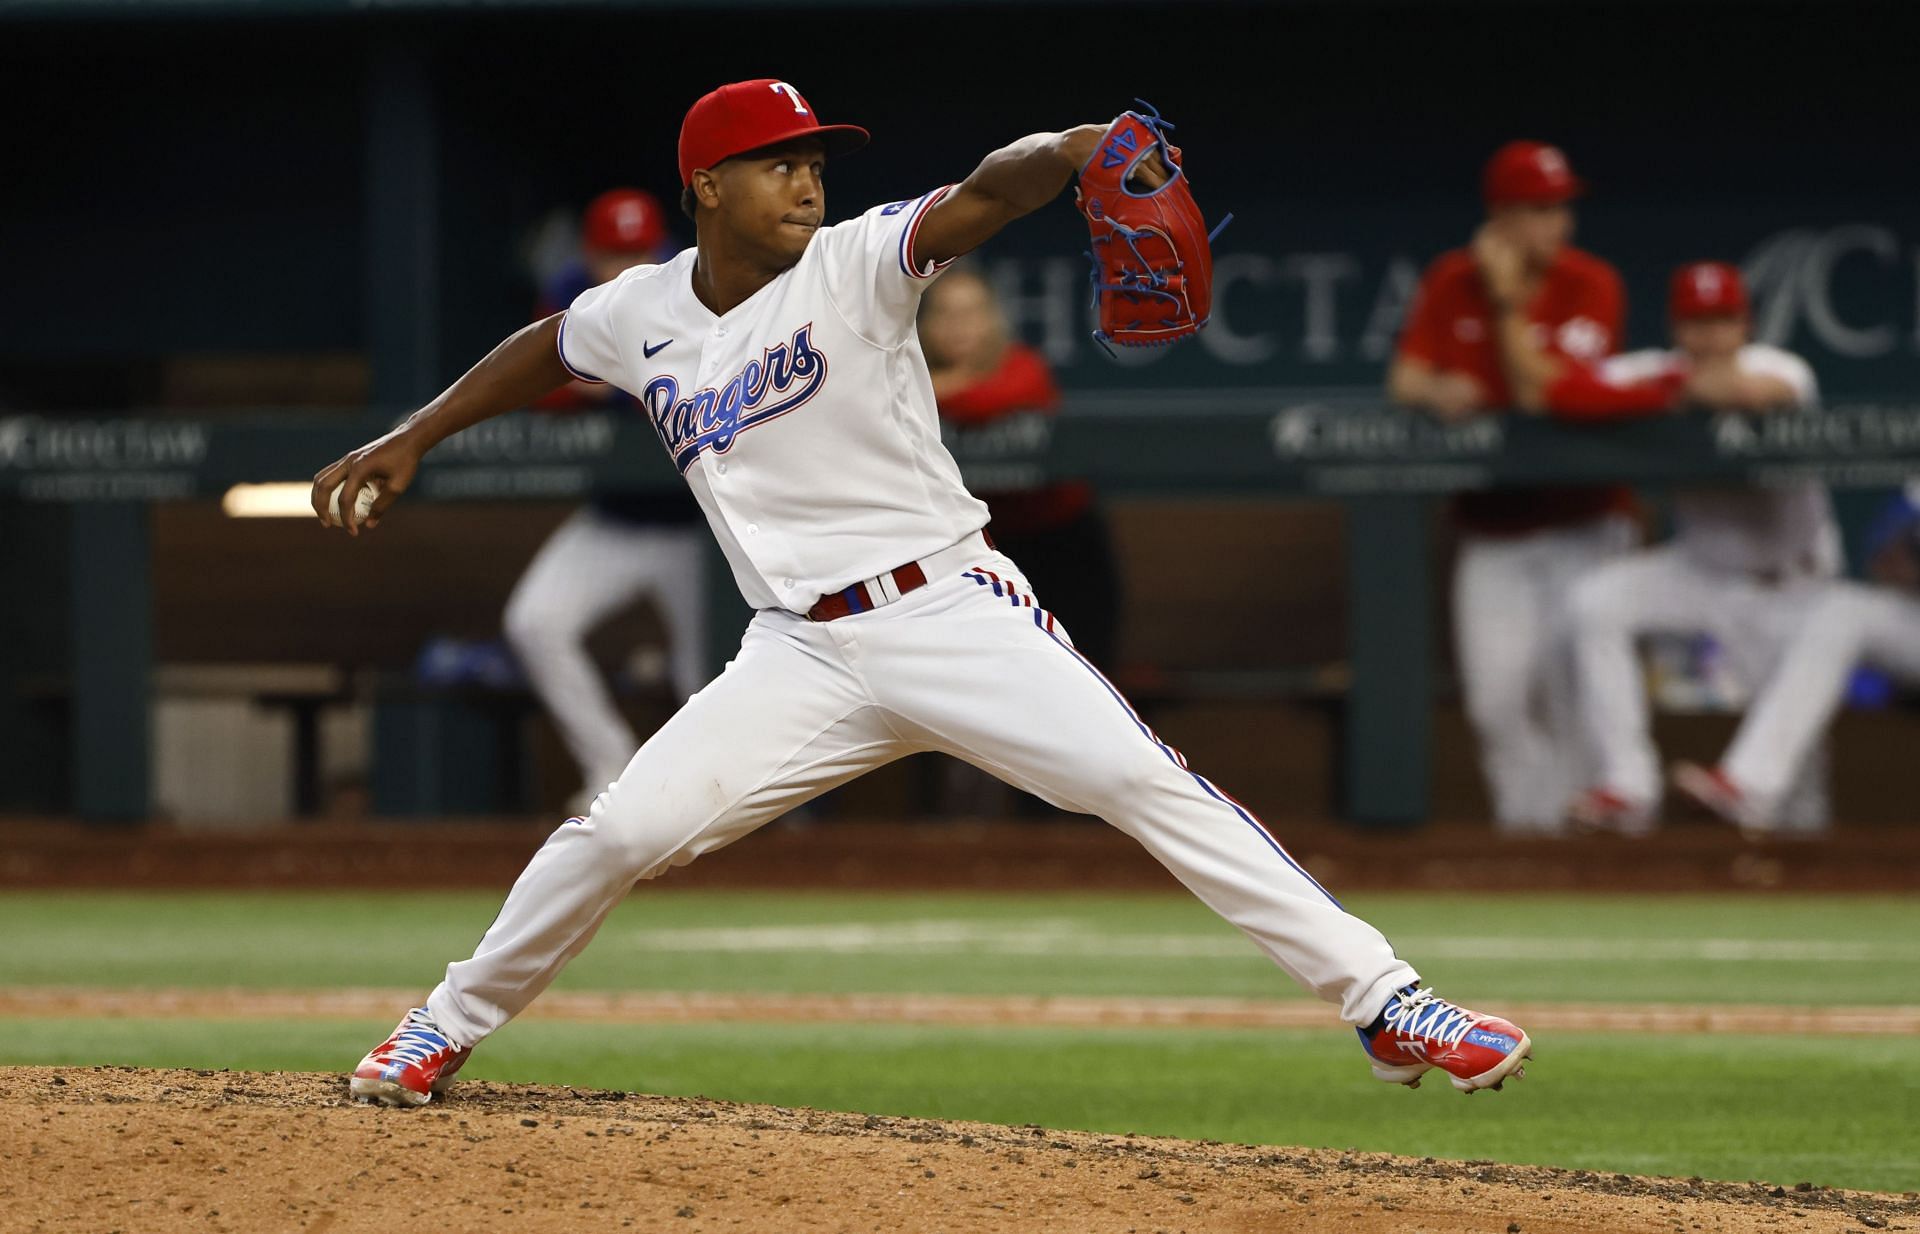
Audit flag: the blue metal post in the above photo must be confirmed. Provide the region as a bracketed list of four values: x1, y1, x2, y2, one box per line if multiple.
[1343, 496, 1433, 825]
[69, 503, 151, 820]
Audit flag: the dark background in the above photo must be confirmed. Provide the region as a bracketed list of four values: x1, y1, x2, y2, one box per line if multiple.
[6, 0, 1920, 401]
[4, 0, 1919, 821]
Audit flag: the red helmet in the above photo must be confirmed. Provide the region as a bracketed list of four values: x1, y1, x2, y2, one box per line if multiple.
[1483, 140, 1584, 207]
[582, 188, 668, 255]
[1669, 261, 1749, 319]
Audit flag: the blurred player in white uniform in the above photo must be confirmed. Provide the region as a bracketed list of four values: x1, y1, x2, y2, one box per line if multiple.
[1673, 483, 1920, 836]
[1562, 263, 1839, 835]
[503, 189, 709, 810]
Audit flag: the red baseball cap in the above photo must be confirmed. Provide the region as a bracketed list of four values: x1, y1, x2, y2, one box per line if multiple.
[1483, 140, 1585, 207]
[1669, 261, 1749, 319]
[582, 188, 667, 254]
[678, 79, 869, 188]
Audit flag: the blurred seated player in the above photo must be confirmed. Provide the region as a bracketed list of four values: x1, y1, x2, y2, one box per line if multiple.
[1671, 482, 1920, 838]
[1388, 141, 1633, 834]
[919, 265, 1121, 669]
[504, 188, 708, 812]
[1553, 263, 1840, 836]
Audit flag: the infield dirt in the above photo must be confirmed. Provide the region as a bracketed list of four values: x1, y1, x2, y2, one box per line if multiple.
[4, 1066, 1914, 1234]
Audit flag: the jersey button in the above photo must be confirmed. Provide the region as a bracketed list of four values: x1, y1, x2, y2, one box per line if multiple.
[746, 523, 759, 536]
[716, 462, 728, 475]
[783, 579, 795, 590]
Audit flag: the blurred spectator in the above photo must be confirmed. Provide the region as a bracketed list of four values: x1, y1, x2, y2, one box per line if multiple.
[1671, 482, 1920, 836]
[1388, 141, 1633, 834]
[503, 188, 708, 814]
[1552, 263, 1840, 836]
[920, 265, 1122, 668]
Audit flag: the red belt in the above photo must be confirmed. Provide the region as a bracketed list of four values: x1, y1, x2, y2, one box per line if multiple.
[808, 529, 994, 623]
[808, 562, 929, 622]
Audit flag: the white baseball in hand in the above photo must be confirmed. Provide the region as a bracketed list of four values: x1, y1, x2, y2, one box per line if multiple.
[328, 479, 382, 527]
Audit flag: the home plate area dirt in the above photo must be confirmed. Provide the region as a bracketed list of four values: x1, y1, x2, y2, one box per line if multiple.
[3, 1068, 1914, 1234]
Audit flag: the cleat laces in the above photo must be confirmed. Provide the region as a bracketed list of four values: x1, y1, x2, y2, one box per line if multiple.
[379, 1008, 456, 1066]
[1381, 987, 1475, 1049]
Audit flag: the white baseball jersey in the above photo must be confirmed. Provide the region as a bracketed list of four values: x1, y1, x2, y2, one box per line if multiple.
[1601, 343, 1838, 577]
[557, 187, 990, 614]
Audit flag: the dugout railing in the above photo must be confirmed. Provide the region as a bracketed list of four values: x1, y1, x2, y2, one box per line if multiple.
[6, 396, 1919, 824]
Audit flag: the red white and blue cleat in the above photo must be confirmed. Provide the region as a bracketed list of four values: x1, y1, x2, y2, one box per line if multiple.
[1359, 985, 1532, 1093]
[349, 1006, 471, 1108]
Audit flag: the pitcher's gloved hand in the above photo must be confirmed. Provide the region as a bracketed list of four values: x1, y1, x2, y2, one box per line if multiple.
[1073, 103, 1231, 351]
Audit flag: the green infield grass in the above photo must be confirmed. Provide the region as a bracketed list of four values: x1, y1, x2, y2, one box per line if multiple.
[0, 889, 1912, 1005]
[2, 889, 1916, 1191]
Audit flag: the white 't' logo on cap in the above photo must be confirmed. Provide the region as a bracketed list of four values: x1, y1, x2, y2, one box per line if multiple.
[769, 82, 809, 115]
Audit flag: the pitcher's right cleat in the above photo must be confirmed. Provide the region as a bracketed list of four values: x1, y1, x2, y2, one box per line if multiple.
[1359, 985, 1532, 1094]
[349, 1006, 471, 1108]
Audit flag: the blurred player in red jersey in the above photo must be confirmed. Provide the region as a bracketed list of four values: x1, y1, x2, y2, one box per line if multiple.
[504, 189, 709, 814]
[1388, 141, 1635, 834]
[920, 266, 1121, 669]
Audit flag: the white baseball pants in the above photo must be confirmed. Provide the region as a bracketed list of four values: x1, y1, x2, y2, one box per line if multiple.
[1452, 515, 1636, 832]
[1723, 582, 1920, 820]
[1567, 546, 1831, 829]
[429, 534, 1418, 1047]
[504, 508, 710, 795]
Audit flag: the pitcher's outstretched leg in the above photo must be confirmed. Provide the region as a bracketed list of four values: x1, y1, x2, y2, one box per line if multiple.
[349, 613, 903, 1106]
[869, 556, 1535, 1094]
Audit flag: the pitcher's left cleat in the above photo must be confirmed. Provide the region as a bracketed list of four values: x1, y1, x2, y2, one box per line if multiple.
[1359, 985, 1532, 1094]
[350, 1005, 471, 1108]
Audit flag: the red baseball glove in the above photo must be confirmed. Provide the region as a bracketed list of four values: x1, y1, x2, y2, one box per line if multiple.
[1074, 103, 1232, 351]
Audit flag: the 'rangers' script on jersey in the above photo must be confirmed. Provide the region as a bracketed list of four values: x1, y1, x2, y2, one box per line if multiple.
[641, 324, 828, 472]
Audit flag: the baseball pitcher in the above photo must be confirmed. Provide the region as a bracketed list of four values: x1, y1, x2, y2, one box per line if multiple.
[314, 80, 1533, 1108]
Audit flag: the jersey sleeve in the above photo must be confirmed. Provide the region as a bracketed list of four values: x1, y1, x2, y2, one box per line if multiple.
[1598, 349, 1677, 385]
[938, 345, 1062, 424]
[1548, 356, 1683, 421]
[1393, 263, 1449, 365]
[814, 186, 958, 346]
[556, 275, 629, 390]
[1577, 263, 1626, 355]
[1770, 349, 1819, 408]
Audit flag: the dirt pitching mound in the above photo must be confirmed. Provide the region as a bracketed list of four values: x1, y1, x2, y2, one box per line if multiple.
[2, 1067, 1912, 1234]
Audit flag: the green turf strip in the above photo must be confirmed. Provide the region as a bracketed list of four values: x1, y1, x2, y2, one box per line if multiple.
[3, 1017, 1915, 1194]
[0, 890, 1913, 1006]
